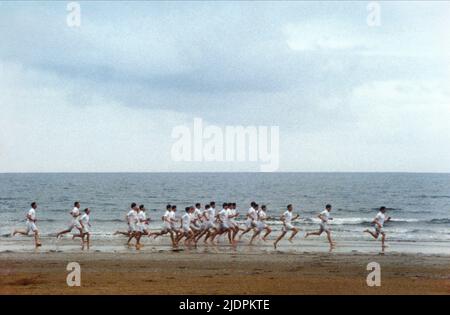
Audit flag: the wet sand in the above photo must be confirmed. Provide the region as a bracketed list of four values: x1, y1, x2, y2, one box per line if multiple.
[0, 250, 449, 294]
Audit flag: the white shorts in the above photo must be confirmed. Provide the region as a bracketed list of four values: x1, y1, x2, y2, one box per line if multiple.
[170, 225, 180, 233]
[204, 221, 215, 230]
[190, 224, 201, 231]
[26, 221, 38, 233]
[228, 220, 237, 228]
[282, 223, 295, 232]
[137, 224, 147, 233]
[220, 222, 230, 230]
[82, 225, 90, 234]
[69, 219, 82, 230]
[256, 221, 267, 231]
[182, 226, 192, 234]
[128, 223, 138, 233]
[375, 226, 385, 234]
[245, 219, 255, 229]
[319, 222, 330, 233]
[161, 221, 171, 230]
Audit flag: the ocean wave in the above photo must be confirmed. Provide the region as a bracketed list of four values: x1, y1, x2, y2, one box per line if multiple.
[301, 217, 419, 225]
[414, 194, 450, 199]
[428, 218, 450, 224]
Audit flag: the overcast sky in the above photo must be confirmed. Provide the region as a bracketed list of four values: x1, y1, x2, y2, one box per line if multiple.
[1, 1, 449, 172]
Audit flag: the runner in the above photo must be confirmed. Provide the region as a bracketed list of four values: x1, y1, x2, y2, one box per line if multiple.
[305, 204, 335, 247]
[364, 206, 391, 249]
[56, 201, 83, 239]
[12, 201, 42, 248]
[273, 204, 300, 249]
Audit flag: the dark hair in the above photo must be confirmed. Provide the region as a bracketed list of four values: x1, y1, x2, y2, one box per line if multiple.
[210, 201, 215, 206]
[227, 203, 232, 207]
[287, 204, 292, 210]
[185, 207, 190, 212]
[223, 203, 228, 207]
[171, 205, 177, 210]
[131, 202, 137, 208]
[84, 208, 89, 212]
[74, 201, 80, 207]
[31, 202, 37, 208]
[166, 204, 171, 210]
[262, 205, 266, 210]
[232, 203, 236, 206]
[251, 201, 256, 207]
[139, 204, 145, 210]
[205, 204, 210, 209]
[326, 204, 332, 210]
[195, 203, 201, 208]
[380, 206, 386, 211]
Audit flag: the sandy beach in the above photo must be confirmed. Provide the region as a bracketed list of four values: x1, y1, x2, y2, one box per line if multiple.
[1, 249, 449, 295]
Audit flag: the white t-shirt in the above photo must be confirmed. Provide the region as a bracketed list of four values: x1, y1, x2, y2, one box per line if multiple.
[320, 210, 330, 223]
[248, 207, 257, 221]
[227, 208, 235, 222]
[181, 213, 190, 228]
[169, 210, 177, 226]
[283, 210, 292, 224]
[127, 209, 138, 224]
[80, 213, 89, 226]
[163, 210, 170, 221]
[193, 208, 203, 222]
[137, 211, 147, 225]
[218, 209, 228, 222]
[258, 210, 267, 222]
[71, 207, 80, 218]
[27, 208, 36, 222]
[207, 208, 216, 223]
[375, 212, 386, 227]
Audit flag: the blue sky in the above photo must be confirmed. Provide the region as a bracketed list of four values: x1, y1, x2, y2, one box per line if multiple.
[0, 1, 449, 172]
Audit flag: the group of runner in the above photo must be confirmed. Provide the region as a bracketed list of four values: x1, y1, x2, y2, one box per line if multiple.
[12, 200, 392, 250]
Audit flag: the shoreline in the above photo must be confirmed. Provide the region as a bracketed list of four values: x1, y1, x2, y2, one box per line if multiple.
[2, 235, 450, 256]
[1, 250, 449, 294]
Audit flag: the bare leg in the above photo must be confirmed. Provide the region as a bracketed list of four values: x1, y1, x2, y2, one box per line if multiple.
[195, 229, 207, 243]
[274, 231, 287, 249]
[175, 232, 185, 246]
[305, 230, 322, 238]
[135, 232, 143, 249]
[249, 230, 261, 245]
[114, 231, 130, 236]
[288, 228, 299, 242]
[239, 227, 253, 240]
[262, 227, 272, 241]
[127, 232, 135, 246]
[13, 229, 28, 236]
[34, 231, 41, 247]
[364, 229, 379, 239]
[326, 231, 335, 247]
[56, 229, 72, 238]
[232, 226, 239, 241]
[209, 229, 221, 245]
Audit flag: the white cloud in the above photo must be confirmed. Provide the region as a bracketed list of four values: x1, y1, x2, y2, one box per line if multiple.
[0, 61, 190, 172]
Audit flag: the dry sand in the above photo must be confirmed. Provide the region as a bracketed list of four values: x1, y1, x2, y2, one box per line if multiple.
[0, 250, 449, 294]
